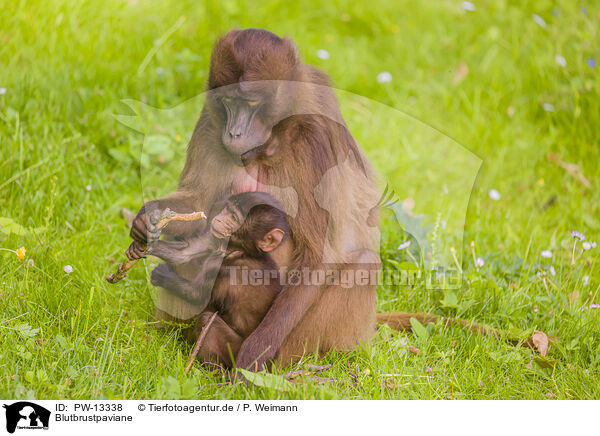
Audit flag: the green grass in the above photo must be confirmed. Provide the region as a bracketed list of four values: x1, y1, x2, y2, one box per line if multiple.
[1, 0, 599, 400]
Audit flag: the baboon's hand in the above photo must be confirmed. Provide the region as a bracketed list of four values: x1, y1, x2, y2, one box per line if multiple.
[130, 202, 162, 244]
[126, 240, 146, 260]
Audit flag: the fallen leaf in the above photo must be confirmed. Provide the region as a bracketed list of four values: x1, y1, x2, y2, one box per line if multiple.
[532, 330, 549, 356]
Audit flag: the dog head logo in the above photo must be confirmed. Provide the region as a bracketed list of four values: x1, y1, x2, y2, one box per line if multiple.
[3, 402, 50, 434]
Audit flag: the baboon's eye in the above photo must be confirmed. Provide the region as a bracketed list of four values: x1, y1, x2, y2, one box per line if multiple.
[223, 97, 233, 103]
[247, 100, 260, 107]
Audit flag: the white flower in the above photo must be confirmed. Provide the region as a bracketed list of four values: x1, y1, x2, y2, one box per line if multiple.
[583, 242, 592, 250]
[475, 257, 484, 267]
[86, 184, 92, 191]
[63, 265, 74, 274]
[376, 72, 392, 83]
[540, 250, 553, 258]
[0, 87, 6, 95]
[316, 49, 330, 60]
[532, 14, 546, 28]
[461, 1, 475, 11]
[488, 189, 501, 200]
[398, 240, 411, 250]
[549, 265, 556, 276]
[542, 103, 555, 112]
[555, 55, 567, 67]
[582, 275, 589, 286]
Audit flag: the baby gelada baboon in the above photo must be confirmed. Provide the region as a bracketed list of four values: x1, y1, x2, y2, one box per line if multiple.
[146, 192, 290, 367]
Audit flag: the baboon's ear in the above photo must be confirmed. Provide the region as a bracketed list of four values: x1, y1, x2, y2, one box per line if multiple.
[257, 228, 285, 252]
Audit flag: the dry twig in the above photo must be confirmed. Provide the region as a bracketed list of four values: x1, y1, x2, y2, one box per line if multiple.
[185, 311, 218, 373]
[347, 361, 359, 386]
[297, 376, 346, 385]
[106, 208, 206, 283]
[283, 364, 331, 380]
[547, 153, 591, 188]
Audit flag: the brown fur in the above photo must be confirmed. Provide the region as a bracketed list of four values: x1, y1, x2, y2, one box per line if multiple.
[149, 193, 289, 368]
[189, 254, 281, 368]
[130, 29, 380, 370]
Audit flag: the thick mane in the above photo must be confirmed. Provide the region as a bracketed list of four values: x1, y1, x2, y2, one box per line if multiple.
[208, 29, 299, 88]
[179, 29, 379, 267]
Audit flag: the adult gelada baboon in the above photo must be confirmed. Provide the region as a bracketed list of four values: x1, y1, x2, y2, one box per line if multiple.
[129, 28, 381, 370]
